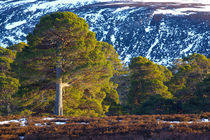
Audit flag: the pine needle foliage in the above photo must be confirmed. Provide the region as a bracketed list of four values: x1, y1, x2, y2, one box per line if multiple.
[14, 12, 122, 116]
[128, 56, 173, 114]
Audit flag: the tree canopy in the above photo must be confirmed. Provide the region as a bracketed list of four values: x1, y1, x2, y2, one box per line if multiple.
[127, 56, 173, 114]
[168, 53, 210, 113]
[125, 54, 209, 114]
[14, 12, 122, 116]
[0, 46, 19, 115]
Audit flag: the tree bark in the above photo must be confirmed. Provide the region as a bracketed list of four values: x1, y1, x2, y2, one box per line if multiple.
[7, 104, 11, 115]
[55, 66, 63, 115]
[55, 42, 63, 116]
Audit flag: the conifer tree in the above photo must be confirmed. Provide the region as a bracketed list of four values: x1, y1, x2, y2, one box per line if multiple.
[15, 12, 121, 116]
[169, 53, 209, 101]
[7, 42, 28, 53]
[168, 53, 210, 113]
[0, 46, 19, 114]
[128, 56, 173, 114]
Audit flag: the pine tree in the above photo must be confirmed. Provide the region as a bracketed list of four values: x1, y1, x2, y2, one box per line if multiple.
[0, 46, 19, 115]
[128, 56, 173, 114]
[169, 53, 209, 101]
[168, 53, 210, 113]
[15, 12, 121, 116]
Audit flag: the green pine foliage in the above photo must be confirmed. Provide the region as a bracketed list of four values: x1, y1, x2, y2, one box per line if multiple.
[0, 74, 20, 115]
[169, 54, 209, 98]
[7, 42, 28, 52]
[0, 46, 20, 115]
[0, 46, 16, 74]
[125, 54, 209, 114]
[168, 53, 210, 113]
[14, 12, 122, 116]
[127, 56, 173, 114]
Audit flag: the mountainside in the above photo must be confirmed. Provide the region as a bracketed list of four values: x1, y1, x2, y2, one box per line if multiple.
[0, 0, 209, 65]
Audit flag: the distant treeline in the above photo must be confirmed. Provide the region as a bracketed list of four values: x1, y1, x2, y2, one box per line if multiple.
[0, 12, 209, 116]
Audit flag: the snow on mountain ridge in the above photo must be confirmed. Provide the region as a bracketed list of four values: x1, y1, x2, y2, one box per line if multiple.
[73, 2, 209, 65]
[0, 0, 209, 66]
[135, 0, 210, 4]
[0, 0, 102, 47]
[153, 5, 210, 16]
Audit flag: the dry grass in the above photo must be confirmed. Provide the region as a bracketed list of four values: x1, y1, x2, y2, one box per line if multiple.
[0, 113, 209, 139]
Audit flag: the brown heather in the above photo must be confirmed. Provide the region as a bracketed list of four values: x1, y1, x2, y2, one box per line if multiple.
[0, 113, 210, 140]
[0, 113, 209, 139]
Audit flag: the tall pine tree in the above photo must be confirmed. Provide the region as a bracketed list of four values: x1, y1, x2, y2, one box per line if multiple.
[128, 56, 173, 114]
[15, 12, 121, 116]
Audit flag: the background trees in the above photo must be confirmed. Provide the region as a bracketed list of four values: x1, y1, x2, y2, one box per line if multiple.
[0, 74, 19, 115]
[127, 56, 173, 114]
[125, 54, 209, 114]
[168, 53, 210, 113]
[169, 54, 209, 99]
[0, 46, 19, 115]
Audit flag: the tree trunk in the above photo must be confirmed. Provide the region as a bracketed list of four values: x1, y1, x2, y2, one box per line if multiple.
[55, 42, 63, 116]
[7, 104, 11, 115]
[55, 66, 63, 115]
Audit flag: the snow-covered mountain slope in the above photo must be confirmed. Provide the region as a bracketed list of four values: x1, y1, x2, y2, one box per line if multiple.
[0, 0, 209, 65]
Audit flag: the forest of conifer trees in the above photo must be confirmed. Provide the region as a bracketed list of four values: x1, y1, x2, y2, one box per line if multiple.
[0, 11, 209, 116]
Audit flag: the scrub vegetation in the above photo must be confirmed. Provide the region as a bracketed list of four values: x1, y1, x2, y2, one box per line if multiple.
[0, 113, 209, 139]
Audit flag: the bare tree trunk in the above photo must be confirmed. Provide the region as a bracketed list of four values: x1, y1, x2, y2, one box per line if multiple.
[55, 66, 63, 115]
[55, 42, 63, 116]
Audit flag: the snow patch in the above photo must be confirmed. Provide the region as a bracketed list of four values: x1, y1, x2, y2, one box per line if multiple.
[55, 122, 67, 125]
[79, 122, 90, 124]
[0, 118, 27, 126]
[100, 30, 108, 41]
[43, 117, 55, 120]
[19, 136, 24, 140]
[188, 31, 195, 36]
[5, 36, 16, 42]
[111, 34, 116, 43]
[123, 54, 132, 63]
[133, 0, 210, 4]
[23, 0, 104, 12]
[146, 38, 159, 59]
[180, 44, 193, 54]
[5, 20, 26, 30]
[20, 118, 27, 126]
[113, 6, 131, 13]
[153, 5, 210, 16]
[0, 120, 11, 125]
[15, 30, 27, 37]
[35, 123, 47, 126]
[9, 0, 36, 6]
[104, 2, 129, 6]
[0, 43, 8, 48]
[158, 118, 210, 124]
[154, 9, 193, 16]
[90, 9, 107, 23]
[145, 26, 152, 32]
[201, 118, 209, 122]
